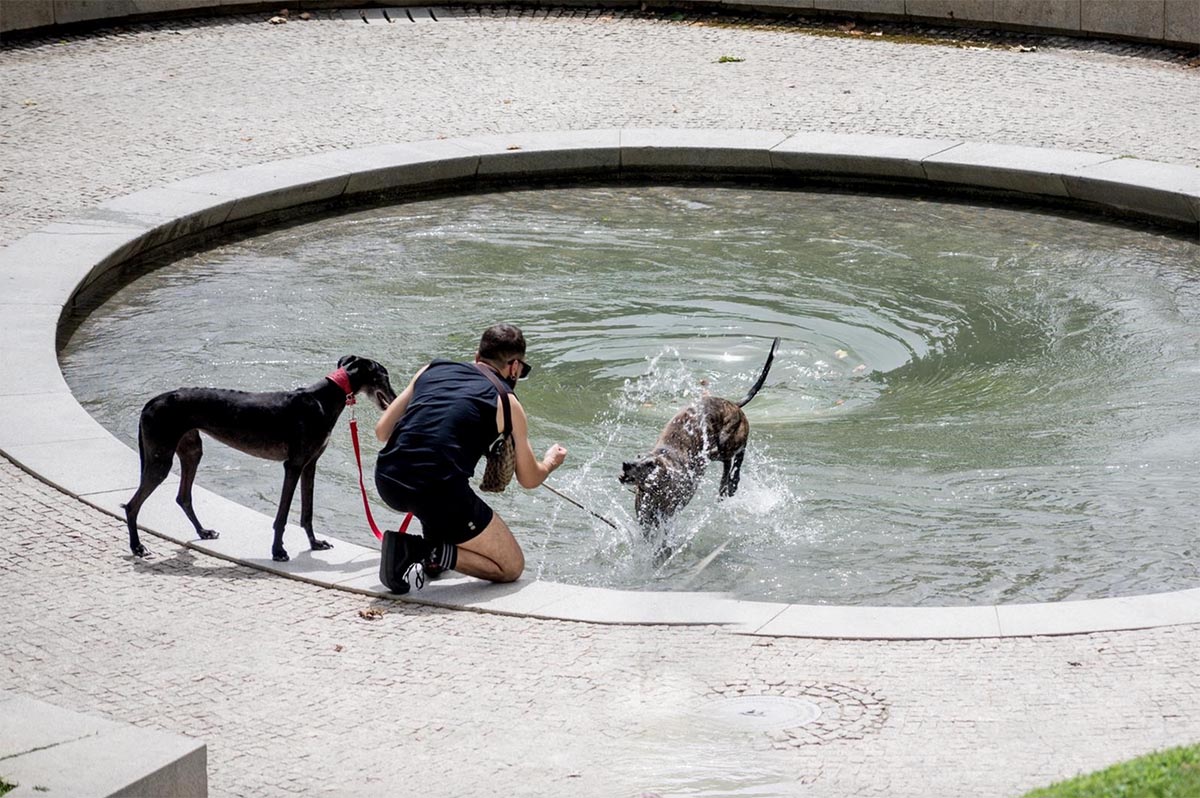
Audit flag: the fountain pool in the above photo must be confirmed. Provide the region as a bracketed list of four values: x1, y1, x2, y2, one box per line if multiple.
[60, 184, 1200, 606]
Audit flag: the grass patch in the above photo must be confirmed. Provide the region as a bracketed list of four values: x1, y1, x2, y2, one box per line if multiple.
[1, 777, 15, 796]
[1025, 744, 1200, 798]
[717, 55, 745, 63]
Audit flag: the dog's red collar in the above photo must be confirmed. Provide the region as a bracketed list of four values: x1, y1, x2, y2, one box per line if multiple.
[327, 368, 355, 406]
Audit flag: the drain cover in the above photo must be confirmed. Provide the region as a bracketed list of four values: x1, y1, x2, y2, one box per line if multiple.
[702, 695, 822, 732]
[700, 681, 887, 747]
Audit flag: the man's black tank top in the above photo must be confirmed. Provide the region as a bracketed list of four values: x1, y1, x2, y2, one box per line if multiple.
[376, 360, 509, 490]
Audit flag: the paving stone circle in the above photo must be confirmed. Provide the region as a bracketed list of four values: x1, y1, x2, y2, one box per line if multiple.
[703, 680, 888, 748]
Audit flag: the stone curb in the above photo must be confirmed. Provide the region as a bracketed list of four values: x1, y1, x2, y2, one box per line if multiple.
[1, 129, 1197, 640]
[0, 690, 207, 798]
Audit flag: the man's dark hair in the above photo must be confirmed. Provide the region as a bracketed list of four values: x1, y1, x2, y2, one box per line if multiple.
[478, 323, 526, 365]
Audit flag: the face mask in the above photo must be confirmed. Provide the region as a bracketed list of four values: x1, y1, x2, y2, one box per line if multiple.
[504, 358, 530, 390]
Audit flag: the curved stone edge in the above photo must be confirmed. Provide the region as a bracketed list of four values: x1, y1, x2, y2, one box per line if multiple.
[2, 128, 1198, 640]
[3, 0, 1196, 48]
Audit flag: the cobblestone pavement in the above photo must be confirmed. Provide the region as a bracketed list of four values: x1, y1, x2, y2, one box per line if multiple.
[2, 10, 1200, 797]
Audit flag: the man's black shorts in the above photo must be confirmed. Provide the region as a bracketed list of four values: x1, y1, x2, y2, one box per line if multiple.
[375, 474, 494, 545]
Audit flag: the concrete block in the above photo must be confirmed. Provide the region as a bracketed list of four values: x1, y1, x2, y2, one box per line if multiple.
[1081, 0, 1164, 39]
[771, 132, 961, 180]
[997, 588, 1200, 636]
[0, 222, 149, 306]
[0, 692, 206, 798]
[905, 0, 996, 24]
[921, 141, 1112, 198]
[387, 575, 603, 617]
[4, 434, 142, 497]
[131, 0, 223, 13]
[427, 6, 471, 21]
[0, 304, 64, 396]
[749, 602, 1004, 639]
[524, 585, 780, 626]
[85, 480, 205, 552]
[460, 128, 622, 178]
[993, 0, 1081, 31]
[193, 516, 379, 585]
[814, 0, 906, 15]
[0, 391, 102, 447]
[722, 0, 816, 10]
[0, 0, 56, 32]
[1062, 157, 1200, 225]
[90, 478, 371, 575]
[1165, 0, 1199, 45]
[53, 0, 139, 26]
[88, 475, 320, 561]
[97, 185, 238, 252]
[620, 128, 788, 173]
[298, 141, 481, 197]
[170, 157, 352, 223]
[37, 218, 168, 305]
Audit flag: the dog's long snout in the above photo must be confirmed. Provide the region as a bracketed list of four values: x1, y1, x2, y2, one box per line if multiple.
[373, 386, 397, 412]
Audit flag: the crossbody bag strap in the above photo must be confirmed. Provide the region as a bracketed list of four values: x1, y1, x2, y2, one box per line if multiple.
[473, 362, 513, 438]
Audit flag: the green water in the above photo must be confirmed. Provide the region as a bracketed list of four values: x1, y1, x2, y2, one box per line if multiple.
[60, 185, 1200, 606]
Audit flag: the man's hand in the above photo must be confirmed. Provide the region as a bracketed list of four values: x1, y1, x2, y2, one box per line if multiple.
[543, 444, 567, 472]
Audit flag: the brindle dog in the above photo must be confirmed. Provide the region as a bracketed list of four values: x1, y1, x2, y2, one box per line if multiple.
[620, 337, 780, 531]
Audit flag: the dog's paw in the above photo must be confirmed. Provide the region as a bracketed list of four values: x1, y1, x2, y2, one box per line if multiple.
[272, 549, 290, 562]
[311, 539, 333, 551]
[131, 544, 152, 558]
[197, 529, 219, 540]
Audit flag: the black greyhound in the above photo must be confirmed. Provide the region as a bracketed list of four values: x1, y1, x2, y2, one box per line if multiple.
[124, 355, 397, 562]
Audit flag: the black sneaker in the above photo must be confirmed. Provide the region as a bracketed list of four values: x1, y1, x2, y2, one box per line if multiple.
[422, 559, 446, 580]
[379, 531, 430, 595]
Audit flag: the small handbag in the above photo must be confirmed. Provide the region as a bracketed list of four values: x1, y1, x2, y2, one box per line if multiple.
[474, 363, 516, 493]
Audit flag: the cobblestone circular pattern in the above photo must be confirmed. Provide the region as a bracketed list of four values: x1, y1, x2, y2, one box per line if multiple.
[703, 680, 888, 748]
[700, 694, 823, 731]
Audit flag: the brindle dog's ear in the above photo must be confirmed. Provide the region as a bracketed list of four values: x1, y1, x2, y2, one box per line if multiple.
[337, 354, 359, 371]
[620, 458, 654, 485]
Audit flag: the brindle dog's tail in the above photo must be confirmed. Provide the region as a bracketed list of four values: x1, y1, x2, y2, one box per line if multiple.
[737, 336, 781, 407]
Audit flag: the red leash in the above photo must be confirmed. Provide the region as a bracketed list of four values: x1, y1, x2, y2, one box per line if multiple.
[332, 368, 412, 541]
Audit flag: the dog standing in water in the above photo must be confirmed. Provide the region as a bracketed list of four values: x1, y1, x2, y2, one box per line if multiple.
[123, 355, 396, 562]
[619, 337, 780, 531]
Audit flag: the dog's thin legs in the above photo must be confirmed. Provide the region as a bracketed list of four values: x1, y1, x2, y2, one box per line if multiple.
[298, 460, 332, 551]
[270, 464, 303, 562]
[124, 435, 175, 558]
[125, 485, 159, 558]
[173, 429, 218, 541]
[720, 450, 745, 498]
